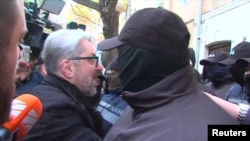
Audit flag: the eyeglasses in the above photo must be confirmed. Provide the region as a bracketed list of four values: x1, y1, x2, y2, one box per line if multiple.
[68, 56, 99, 66]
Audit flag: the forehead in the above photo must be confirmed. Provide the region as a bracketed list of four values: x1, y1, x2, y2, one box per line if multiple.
[78, 39, 96, 55]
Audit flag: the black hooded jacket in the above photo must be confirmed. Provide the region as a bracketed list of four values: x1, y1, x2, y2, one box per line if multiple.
[104, 45, 238, 141]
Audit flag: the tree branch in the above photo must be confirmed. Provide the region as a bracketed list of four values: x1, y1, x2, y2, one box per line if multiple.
[73, 0, 100, 12]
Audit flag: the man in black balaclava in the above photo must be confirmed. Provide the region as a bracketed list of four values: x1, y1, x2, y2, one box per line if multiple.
[200, 51, 234, 98]
[97, 7, 237, 141]
[219, 41, 250, 104]
[234, 58, 250, 124]
[232, 58, 250, 104]
[188, 48, 202, 83]
[118, 44, 187, 92]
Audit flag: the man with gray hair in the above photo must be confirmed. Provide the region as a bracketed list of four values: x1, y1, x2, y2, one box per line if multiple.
[22, 29, 104, 141]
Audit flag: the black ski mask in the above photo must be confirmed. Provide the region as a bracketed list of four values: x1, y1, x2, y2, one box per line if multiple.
[117, 44, 189, 92]
[203, 63, 231, 87]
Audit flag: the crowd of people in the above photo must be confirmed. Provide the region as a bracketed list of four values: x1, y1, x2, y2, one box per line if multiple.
[1, 1, 250, 141]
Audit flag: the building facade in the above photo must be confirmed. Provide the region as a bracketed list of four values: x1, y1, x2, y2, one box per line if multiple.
[161, 0, 250, 72]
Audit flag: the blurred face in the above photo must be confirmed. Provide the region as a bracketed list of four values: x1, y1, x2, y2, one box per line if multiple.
[105, 70, 122, 91]
[15, 61, 32, 82]
[0, 0, 27, 124]
[72, 39, 103, 97]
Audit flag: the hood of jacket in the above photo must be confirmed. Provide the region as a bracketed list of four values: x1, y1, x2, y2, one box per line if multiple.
[122, 65, 198, 110]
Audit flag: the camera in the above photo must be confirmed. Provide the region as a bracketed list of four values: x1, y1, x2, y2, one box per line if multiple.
[23, 0, 65, 50]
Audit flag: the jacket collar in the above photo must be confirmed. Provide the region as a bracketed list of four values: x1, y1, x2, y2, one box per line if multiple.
[42, 73, 98, 130]
[42, 73, 84, 100]
[122, 66, 198, 110]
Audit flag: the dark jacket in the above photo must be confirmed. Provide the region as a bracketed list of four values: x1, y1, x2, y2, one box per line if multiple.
[104, 66, 238, 141]
[226, 84, 249, 104]
[97, 89, 127, 135]
[22, 73, 103, 141]
[197, 82, 216, 95]
[205, 80, 236, 99]
[15, 71, 44, 98]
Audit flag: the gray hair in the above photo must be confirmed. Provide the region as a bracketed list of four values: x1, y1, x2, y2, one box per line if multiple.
[41, 29, 96, 74]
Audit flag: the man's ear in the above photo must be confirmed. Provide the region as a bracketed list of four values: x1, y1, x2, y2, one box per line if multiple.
[60, 59, 73, 78]
[41, 64, 47, 76]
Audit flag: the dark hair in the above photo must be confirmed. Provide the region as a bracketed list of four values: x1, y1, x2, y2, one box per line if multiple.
[188, 48, 196, 68]
[78, 24, 86, 31]
[66, 21, 78, 29]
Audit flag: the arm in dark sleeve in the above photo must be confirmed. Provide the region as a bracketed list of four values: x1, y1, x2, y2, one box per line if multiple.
[49, 103, 102, 141]
[24, 101, 102, 141]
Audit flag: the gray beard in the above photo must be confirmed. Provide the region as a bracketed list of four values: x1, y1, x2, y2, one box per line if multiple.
[84, 85, 97, 97]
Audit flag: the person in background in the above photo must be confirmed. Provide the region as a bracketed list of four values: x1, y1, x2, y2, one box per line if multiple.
[237, 58, 250, 103]
[200, 50, 234, 98]
[188, 48, 215, 95]
[205, 57, 250, 125]
[0, 0, 27, 125]
[97, 57, 127, 136]
[219, 41, 250, 104]
[15, 46, 41, 88]
[15, 57, 47, 97]
[188, 48, 202, 83]
[90, 72, 106, 107]
[66, 21, 78, 29]
[98, 7, 238, 141]
[22, 29, 104, 141]
[15, 61, 32, 88]
[79, 24, 86, 31]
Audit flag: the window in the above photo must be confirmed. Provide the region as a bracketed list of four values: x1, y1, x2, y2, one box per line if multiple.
[206, 40, 231, 54]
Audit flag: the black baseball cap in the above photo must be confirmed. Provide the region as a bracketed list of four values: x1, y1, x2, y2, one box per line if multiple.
[97, 7, 190, 57]
[219, 41, 250, 65]
[200, 51, 229, 65]
[236, 58, 250, 68]
[97, 36, 123, 51]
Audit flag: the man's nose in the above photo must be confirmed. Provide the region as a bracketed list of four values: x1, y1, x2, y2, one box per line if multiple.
[96, 63, 104, 72]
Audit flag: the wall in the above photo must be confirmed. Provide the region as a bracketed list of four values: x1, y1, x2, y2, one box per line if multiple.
[197, 0, 250, 72]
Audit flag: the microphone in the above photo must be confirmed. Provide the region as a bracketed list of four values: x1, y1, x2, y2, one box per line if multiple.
[0, 94, 42, 141]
